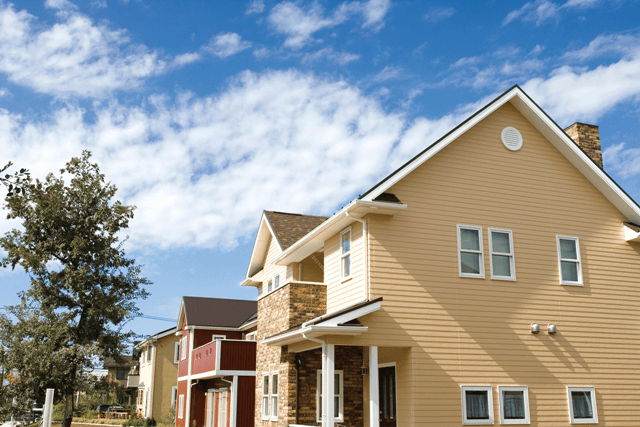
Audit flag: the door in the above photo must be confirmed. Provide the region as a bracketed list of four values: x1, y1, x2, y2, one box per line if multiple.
[205, 391, 215, 427]
[379, 366, 397, 427]
[218, 390, 228, 427]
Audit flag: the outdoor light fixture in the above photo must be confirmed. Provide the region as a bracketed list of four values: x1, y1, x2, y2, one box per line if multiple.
[531, 323, 540, 334]
[361, 365, 369, 375]
[548, 324, 557, 335]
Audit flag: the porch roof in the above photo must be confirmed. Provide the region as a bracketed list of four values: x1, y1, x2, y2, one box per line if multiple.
[261, 298, 382, 347]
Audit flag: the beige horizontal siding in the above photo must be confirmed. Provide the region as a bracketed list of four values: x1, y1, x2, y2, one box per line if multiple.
[326, 221, 367, 312]
[327, 101, 640, 426]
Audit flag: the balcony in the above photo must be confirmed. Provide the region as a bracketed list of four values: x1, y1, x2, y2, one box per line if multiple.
[192, 339, 257, 377]
[126, 375, 140, 388]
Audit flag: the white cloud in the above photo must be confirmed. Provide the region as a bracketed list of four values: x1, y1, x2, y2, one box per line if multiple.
[0, 87, 10, 97]
[302, 47, 360, 65]
[92, 0, 108, 8]
[423, 7, 455, 23]
[44, 0, 78, 11]
[373, 65, 403, 82]
[172, 52, 202, 67]
[246, 0, 265, 14]
[503, 0, 603, 26]
[0, 2, 167, 98]
[268, 0, 391, 49]
[562, 33, 640, 62]
[204, 32, 252, 58]
[603, 142, 640, 179]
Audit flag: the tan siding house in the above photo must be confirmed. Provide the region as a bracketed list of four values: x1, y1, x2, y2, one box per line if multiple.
[243, 86, 640, 427]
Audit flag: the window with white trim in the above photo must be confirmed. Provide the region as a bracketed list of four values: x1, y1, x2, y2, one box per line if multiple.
[174, 342, 180, 364]
[458, 226, 485, 278]
[461, 386, 493, 425]
[212, 334, 226, 341]
[267, 279, 273, 293]
[178, 394, 184, 419]
[341, 229, 351, 279]
[489, 229, 515, 280]
[557, 236, 583, 285]
[181, 336, 187, 360]
[499, 386, 529, 424]
[245, 332, 256, 341]
[262, 374, 270, 420]
[274, 275, 280, 289]
[271, 372, 279, 421]
[140, 349, 145, 365]
[146, 346, 152, 363]
[568, 387, 597, 424]
[171, 386, 178, 409]
[316, 370, 344, 422]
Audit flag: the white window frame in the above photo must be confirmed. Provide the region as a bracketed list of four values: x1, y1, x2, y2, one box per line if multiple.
[457, 225, 485, 278]
[178, 394, 184, 419]
[245, 332, 256, 341]
[341, 228, 352, 280]
[567, 387, 597, 424]
[557, 236, 583, 286]
[267, 278, 273, 293]
[261, 373, 270, 420]
[489, 228, 516, 281]
[218, 389, 228, 427]
[212, 334, 226, 341]
[174, 342, 180, 364]
[316, 370, 344, 423]
[181, 336, 187, 360]
[499, 386, 529, 425]
[171, 386, 178, 409]
[461, 385, 494, 425]
[270, 371, 279, 421]
[140, 349, 145, 365]
[146, 345, 152, 363]
[274, 274, 280, 289]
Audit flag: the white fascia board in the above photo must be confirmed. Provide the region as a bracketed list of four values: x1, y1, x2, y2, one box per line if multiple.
[316, 301, 382, 327]
[361, 88, 519, 202]
[244, 214, 283, 281]
[185, 325, 244, 332]
[272, 200, 407, 266]
[239, 319, 258, 331]
[176, 300, 186, 331]
[624, 224, 640, 242]
[135, 329, 176, 348]
[261, 325, 368, 347]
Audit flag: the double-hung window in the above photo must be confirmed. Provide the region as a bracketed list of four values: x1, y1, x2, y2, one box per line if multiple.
[341, 229, 351, 279]
[568, 387, 597, 424]
[174, 342, 180, 364]
[461, 386, 493, 425]
[557, 236, 582, 285]
[262, 374, 270, 420]
[181, 336, 187, 360]
[317, 370, 344, 422]
[489, 229, 515, 280]
[267, 279, 273, 293]
[146, 346, 152, 363]
[274, 275, 280, 289]
[499, 386, 529, 424]
[457, 225, 485, 278]
[271, 372, 279, 421]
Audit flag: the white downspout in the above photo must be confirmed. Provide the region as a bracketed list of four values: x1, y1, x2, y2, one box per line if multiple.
[345, 212, 368, 301]
[148, 344, 156, 418]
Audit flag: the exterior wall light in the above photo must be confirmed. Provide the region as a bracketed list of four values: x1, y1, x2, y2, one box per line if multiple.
[548, 324, 557, 335]
[361, 365, 369, 375]
[531, 323, 540, 334]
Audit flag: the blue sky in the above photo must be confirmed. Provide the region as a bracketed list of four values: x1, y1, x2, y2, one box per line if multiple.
[1, 0, 640, 340]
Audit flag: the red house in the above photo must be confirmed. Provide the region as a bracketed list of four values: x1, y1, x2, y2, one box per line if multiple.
[175, 297, 258, 427]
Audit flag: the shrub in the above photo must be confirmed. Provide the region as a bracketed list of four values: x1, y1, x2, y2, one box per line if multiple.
[123, 418, 146, 427]
[146, 418, 157, 427]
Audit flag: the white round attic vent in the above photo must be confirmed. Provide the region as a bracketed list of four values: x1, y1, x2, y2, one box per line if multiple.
[501, 127, 523, 151]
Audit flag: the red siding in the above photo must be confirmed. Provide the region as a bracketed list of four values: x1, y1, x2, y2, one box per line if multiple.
[176, 380, 188, 427]
[236, 376, 256, 427]
[193, 329, 242, 348]
[178, 327, 189, 377]
[219, 341, 256, 371]
[192, 340, 218, 376]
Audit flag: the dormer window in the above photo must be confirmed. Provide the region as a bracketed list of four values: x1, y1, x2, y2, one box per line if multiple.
[341, 228, 351, 279]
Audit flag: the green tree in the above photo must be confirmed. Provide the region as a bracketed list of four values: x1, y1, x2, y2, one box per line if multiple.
[0, 151, 150, 427]
[0, 161, 29, 196]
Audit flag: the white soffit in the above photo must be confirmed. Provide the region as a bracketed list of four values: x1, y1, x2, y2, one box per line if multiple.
[244, 214, 282, 281]
[624, 223, 640, 242]
[360, 86, 640, 225]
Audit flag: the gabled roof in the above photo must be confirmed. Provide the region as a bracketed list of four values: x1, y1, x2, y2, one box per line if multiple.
[176, 296, 257, 330]
[244, 210, 328, 280]
[265, 211, 329, 250]
[360, 85, 640, 224]
[135, 327, 176, 349]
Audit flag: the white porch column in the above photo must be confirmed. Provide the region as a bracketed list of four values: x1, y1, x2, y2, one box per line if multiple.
[326, 344, 335, 427]
[230, 376, 238, 427]
[369, 346, 379, 427]
[185, 329, 195, 427]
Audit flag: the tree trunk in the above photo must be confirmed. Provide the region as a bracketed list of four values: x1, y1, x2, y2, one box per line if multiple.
[64, 365, 77, 427]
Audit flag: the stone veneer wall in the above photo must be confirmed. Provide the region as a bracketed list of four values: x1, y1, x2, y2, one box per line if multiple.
[292, 346, 364, 427]
[255, 282, 327, 427]
[564, 122, 603, 168]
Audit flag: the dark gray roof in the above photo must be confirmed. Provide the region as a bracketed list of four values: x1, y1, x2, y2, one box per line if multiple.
[264, 211, 328, 250]
[183, 296, 257, 328]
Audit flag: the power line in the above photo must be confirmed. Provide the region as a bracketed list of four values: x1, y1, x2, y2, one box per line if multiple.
[1, 306, 176, 322]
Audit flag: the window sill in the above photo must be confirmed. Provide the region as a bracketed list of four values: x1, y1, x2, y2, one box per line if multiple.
[341, 276, 353, 283]
[459, 273, 485, 279]
[492, 275, 516, 281]
[561, 281, 584, 286]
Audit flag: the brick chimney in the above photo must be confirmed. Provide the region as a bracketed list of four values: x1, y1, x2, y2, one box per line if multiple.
[564, 122, 603, 169]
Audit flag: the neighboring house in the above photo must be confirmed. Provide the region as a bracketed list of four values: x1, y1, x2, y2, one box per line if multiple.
[103, 356, 137, 404]
[241, 85, 640, 427]
[134, 327, 182, 419]
[175, 297, 258, 427]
